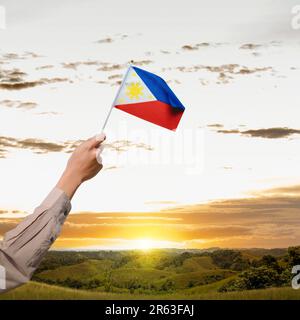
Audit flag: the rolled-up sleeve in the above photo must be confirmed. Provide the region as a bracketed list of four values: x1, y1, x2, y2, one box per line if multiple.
[0, 188, 71, 293]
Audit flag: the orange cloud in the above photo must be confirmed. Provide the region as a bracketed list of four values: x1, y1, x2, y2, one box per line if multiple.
[1, 185, 300, 249]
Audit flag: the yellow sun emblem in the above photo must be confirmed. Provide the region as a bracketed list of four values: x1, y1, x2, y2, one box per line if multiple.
[126, 82, 144, 100]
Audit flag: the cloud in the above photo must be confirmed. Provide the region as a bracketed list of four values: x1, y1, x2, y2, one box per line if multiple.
[242, 128, 300, 138]
[105, 140, 154, 152]
[96, 216, 182, 221]
[235, 67, 271, 75]
[0, 136, 82, 157]
[0, 99, 38, 110]
[145, 201, 178, 205]
[36, 65, 54, 70]
[34, 111, 60, 116]
[182, 45, 198, 51]
[97, 60, 151, 73]
[97, 37, 113, 44]
[1, 184, 300, 248]
[0, 68, 27, 82]
[18, 139, 73, 153]
[176, 64, 272, 75]
[240, 43, 262, 50]
[207, 123, 224, 128]
[97, 63, 124, 72]
[0, 67, 69, 90]
[252, 185, 300, 197]
[172, 64, 273, 85]
[0, 210, 24, 215]
[103, 165, 119, 171]
[0, 148, 6, 158]
[108, 74, 123, 80]
[0, 136, 153, 158]
[95, 60, 153, 86]
[166, 79, 181, 85]
[1, 52, 42, 62]
[0, 64, 69, 90]
[216, 127, 300, 139]
[61, 60, 101, 70]
[0, 221, 19, 235]
[0, 81, 42, 90]
[96, 34, 129, 44]
[197, 42, 210, 47]
[129, 60, 153, 66]
[0, 210, 27, 219]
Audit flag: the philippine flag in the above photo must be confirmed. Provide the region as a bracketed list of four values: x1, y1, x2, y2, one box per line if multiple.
[112, 66, 185, 131]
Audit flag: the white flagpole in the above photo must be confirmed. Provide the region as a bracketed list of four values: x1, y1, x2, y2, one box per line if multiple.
[101, 65, 132, 132]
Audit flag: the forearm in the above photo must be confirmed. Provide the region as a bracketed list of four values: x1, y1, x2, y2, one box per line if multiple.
[0, 134, 105, 293]
[56, 169, 82, 200]
[0, 188, 71, 293]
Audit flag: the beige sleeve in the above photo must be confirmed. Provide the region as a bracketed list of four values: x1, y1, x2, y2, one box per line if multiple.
[0, 188, 71, 293]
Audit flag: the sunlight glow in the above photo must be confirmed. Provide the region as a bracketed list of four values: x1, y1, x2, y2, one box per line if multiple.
[135, 239, 155, 251]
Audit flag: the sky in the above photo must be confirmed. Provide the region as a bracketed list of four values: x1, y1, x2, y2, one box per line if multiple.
[0, 0, 300, 249]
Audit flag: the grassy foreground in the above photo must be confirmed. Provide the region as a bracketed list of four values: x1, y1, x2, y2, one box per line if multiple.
[1, 281, 300, 300]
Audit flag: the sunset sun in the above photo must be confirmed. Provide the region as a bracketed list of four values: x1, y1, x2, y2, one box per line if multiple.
[136, 239, 155, 251]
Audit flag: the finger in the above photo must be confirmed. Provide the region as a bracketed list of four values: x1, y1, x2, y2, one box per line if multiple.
[95, 147, 103, 161]
[95, 132, 106, 142]
[88, 133, 106, 148]
[97, 144, 105, 154]
[96, 152, 103, 165]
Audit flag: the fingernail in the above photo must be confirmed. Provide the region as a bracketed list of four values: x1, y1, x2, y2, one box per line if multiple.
[95, 132, 106, 142]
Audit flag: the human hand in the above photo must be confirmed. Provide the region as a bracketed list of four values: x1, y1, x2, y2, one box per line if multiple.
[56, 133, 106, 199]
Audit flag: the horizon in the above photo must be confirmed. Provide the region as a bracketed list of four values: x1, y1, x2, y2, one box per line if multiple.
[49, 246, 289, 252]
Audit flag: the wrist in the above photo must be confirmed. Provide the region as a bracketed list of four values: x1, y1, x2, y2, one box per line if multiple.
[56, 169, 82, 200]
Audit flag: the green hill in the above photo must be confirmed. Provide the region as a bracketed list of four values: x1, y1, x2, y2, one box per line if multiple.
[34, 253, 232, 293]
[36, 259, 113, 282]
[1, 248, 298, 300]
[181, 256, 217, 272]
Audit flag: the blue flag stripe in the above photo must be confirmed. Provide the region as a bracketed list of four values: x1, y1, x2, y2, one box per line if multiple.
[132, 66, 185, 111]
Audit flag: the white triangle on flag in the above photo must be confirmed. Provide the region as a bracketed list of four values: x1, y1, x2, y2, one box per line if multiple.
[114, 67, 156, 106]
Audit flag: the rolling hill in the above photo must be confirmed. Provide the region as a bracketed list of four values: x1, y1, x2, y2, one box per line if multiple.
[0, 248, 298, 299]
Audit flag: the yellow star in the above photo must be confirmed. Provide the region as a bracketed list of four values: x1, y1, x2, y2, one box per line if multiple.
[126, 82, 144, 100]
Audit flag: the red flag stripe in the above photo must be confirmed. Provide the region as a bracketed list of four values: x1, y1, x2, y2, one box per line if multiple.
[114, 101, 184, 131]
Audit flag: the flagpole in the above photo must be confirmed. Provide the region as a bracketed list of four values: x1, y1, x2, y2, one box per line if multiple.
[101, 64, 132, 132]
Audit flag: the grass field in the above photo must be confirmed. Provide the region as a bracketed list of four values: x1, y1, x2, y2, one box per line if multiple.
[0, 248, 299, 300]
[1, 281, 300, 300]
[33, 254, 235, 293]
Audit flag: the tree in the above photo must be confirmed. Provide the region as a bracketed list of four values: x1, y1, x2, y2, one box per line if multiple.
[287, 247, 300, 266]
[219, 266, 284, 292]
[160, 279, 175, 292]
[252, 255, 281, 272]
[211, 250, 249, 271]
